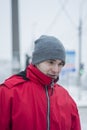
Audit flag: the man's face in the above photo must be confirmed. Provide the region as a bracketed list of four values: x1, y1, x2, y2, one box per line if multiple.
[36, 59, 64, 79]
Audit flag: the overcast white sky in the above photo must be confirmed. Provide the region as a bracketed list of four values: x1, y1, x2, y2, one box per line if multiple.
[0, 0, 87, 70]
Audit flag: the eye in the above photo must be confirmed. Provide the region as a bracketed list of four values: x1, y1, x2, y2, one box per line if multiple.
[47, 60, 54, 64]
[58, 62, 64, 67]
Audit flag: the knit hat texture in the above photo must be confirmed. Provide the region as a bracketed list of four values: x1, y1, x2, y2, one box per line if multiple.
[32, 35, 66, 65]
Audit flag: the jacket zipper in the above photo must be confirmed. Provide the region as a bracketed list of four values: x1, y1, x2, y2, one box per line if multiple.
[45, 86, 50, 130]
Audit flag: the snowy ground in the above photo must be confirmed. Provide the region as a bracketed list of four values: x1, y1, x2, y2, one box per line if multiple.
[65, 86, 87, 107]
[79, 107, 87, 130]
[62, 86, 87, 130]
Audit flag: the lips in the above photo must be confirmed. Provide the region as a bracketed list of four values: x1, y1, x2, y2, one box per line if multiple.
[47, 74, 57, 79]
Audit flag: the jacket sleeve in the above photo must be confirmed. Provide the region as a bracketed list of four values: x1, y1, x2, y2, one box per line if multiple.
[0, 84, 12, 130]
[71, 101, 81, 130]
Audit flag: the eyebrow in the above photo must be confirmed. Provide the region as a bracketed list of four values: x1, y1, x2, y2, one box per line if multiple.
[48, 59, 56, 61]
[48, 59, 65, 65]
[48, 59, 61, 62]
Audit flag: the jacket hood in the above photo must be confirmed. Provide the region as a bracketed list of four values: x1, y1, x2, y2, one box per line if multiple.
[26, 64, 58, 87]
[3, 64, 58, 89]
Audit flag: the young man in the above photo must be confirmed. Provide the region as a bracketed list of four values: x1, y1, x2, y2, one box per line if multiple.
[0, 35, 81, 130]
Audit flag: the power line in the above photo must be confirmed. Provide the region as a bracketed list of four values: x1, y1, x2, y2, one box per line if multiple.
[45, 0, 69, 33]
[58, 0, 87, 29]
[58, 0, 78, 29]
[45, 0, 87, 33]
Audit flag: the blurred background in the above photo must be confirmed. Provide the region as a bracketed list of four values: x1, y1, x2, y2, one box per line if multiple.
[0, 0, 87, 129]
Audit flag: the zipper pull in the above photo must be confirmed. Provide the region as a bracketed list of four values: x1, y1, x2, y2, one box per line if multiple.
[51, 80, 54, 88]
[50, 80, 54, 95]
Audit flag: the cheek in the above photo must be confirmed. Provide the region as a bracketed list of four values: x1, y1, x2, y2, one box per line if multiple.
[60, 67, 63, 71]
[40, 65, 49, 74]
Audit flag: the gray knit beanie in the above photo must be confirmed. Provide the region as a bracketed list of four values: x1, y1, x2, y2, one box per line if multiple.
[32, 35, 66, 65]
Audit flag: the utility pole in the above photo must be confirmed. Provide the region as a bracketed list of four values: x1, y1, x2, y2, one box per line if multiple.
[78, 18, 82, 85]
[78, 17, 82, 100]
[11, 0, 20, 74]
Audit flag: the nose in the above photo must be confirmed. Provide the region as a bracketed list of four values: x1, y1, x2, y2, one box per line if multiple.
[52, 64, 60, 73]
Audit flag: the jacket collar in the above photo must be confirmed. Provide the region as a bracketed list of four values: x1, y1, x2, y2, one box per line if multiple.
[26, 64, 58, 87]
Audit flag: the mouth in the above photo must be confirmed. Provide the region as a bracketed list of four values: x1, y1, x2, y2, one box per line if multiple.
[47, 74, 57, 79]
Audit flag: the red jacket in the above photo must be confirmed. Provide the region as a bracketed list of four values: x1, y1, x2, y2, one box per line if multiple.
[0, 64, 81, 130]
